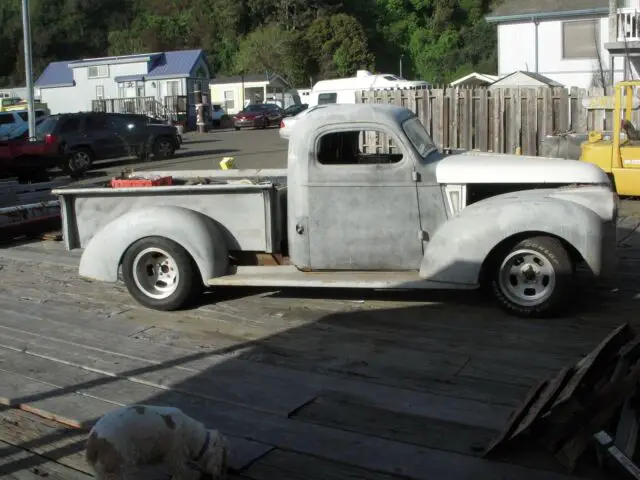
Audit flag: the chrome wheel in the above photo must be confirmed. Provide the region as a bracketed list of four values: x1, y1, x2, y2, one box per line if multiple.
[132, 247, 180, 300]
[498, 248, 556, 307]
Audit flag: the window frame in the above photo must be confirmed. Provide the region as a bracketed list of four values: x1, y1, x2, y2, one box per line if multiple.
[318, 92, 337, 105]
[313, 125, 408, 168]
[88, 65, 109, 79]
[561, 18, 601, 60]
[224, 90, 235, 110]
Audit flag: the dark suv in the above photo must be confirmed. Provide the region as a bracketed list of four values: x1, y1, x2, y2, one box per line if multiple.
[34, 112, 181, 177]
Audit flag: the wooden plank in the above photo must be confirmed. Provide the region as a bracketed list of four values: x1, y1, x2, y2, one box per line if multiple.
[523, 89, 537, 155]
[476, 89, 488, 152]
[460, 89, 471, 150]
[0, 363, 575, 480]
[450, 89, 458, 149]
[243, 449, 406, 480]
[557, 88, 569, 133]
[492, 89, 502, 152]
[432, 89, 443, 148]
[291, 393, 497, 457]
[0, 439, 92, 480]
[542, 88, 553, 138]
[0, 325, 316, 418]
[0, 307, 514, 430]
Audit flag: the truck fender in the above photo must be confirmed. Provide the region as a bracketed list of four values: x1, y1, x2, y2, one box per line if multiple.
[419, 199, 605, 285]
[78, 205, 229, 284]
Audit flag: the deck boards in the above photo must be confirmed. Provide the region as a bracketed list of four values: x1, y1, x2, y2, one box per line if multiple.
[1, 218, 640, 479]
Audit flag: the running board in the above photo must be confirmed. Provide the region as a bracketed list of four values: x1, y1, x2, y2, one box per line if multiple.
[207, 266, 477, 290]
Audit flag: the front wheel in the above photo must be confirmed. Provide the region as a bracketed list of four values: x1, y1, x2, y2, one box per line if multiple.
[489, 236, 574, 318]
[62, 147, 94, 179]
[121, 236, 202, 311]
[152, 137, 176, 160]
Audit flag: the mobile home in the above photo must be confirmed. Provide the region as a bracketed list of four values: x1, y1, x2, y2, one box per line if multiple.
[308, 70, 428, 106]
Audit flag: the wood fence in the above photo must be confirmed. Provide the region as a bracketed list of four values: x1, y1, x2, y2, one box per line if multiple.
[356, 87, 640, 156]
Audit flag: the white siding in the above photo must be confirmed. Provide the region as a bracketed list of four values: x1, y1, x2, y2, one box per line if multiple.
[40, 86, 78, 114]
[497, 16, 626, 88]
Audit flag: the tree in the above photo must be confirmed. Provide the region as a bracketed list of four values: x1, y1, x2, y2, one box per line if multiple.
[233, 24, 307, 85]
[306, 14, 374, 79]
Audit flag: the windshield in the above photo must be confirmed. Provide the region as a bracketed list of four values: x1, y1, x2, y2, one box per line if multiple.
[243, 104, 266, 112]
[402, 116, 437, 160]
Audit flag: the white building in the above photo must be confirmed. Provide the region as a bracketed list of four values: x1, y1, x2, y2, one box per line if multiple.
[485, 0, 621, 89]
[34, 49, 211, 121]
[209, 74, 292, 114]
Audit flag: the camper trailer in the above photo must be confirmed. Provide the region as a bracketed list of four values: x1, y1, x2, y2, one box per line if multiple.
[308, 70, 428, 106]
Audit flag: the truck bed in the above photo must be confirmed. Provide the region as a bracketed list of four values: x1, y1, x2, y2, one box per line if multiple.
[53, 168, 288, 253]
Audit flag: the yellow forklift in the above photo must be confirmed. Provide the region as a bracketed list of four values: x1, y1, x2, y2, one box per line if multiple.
[581, 80, 640, 195]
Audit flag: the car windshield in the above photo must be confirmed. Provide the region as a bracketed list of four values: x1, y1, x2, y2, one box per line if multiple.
[243, 105, 266, 112]
[402, 116, 437, 161]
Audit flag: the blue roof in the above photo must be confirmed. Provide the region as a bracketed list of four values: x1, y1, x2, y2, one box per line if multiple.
[34, 61, 75, 88]
[35, 49, 206, 88]
[147, 49, 204, 79]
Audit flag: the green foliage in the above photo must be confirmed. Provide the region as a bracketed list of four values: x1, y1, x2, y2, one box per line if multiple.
[0, 0, 497, 88]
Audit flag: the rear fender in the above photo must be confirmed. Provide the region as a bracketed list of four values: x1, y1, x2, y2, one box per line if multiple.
[419, 199, 605, 285]
[79, 206, 228, 284]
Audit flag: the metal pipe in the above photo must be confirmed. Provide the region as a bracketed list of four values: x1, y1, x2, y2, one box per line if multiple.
[21, 0, 35, 140]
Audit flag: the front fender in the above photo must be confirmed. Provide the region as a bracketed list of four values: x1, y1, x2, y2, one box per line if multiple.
[419, 198, 607, 285]
[79, 206, 228, 283]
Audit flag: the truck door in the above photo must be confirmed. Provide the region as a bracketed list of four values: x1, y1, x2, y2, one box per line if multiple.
[306, 126, 423, 270]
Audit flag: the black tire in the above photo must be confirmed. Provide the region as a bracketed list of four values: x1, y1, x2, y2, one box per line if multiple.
[62, 147, 94, 179]
[121, 236, 202, 311]
[234, 126, 241, 131]
[152, 137, 176, 160]
[488, 236, 574, 318]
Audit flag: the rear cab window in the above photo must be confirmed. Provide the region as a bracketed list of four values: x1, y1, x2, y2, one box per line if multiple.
[0, 113, 16, 125]
[35, 115, 59, 135]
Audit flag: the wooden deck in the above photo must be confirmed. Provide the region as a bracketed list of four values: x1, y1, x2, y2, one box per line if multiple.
[0, 214, 639, 479]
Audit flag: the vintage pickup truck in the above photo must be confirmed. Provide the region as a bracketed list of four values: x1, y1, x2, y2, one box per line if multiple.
[53, 103, 618, 318]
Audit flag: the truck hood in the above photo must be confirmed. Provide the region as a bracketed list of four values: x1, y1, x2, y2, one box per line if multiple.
[434, 151, 610, 185]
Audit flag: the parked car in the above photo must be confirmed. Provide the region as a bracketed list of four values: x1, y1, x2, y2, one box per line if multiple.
[282, 103, 308, 118]
[53, 103, 617, 318]
[0, 109, 48, 140]
[233, 103, 283, 130]
[146, 116, 182, 145]
[33, 112, 181, 178]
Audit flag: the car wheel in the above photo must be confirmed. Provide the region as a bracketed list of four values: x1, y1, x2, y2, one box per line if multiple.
[234, 126, 241, 131]
[121, 236, 202, 311]
[489, 236, 574, 318]
[152, 137, 176, 160]
[62, 147, 93, 179]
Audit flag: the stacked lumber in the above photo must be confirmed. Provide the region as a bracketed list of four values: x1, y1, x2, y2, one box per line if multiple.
[485, 324, 640, 479]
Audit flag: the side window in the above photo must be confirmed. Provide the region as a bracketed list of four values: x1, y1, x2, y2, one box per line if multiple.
[0, 114, 16, 125]
[18, 112, 28, 121]
[316, 129, 404, 166]
[58, 117, 81, 134]
[35, 110, 45, 118]
[318, 92, 337, 105]
[85, 115, 110, 131]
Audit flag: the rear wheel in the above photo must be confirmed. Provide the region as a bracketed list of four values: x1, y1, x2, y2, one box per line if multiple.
[62, 147, 93, 179]
[152, 137, 176, 160]
[121, 236, 202, 311]
[234, 126, 241, 131]
[488, 236, 574, 318]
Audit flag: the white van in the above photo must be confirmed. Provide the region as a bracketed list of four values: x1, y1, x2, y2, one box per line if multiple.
[308, 70, 429, 107]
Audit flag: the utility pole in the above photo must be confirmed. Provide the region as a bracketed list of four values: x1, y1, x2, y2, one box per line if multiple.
[21, 0, 36, 139]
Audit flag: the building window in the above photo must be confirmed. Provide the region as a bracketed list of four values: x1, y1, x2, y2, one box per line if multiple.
[562, 19, 600, 59]
[136, 82, 144, 98]
[88, 65, 109, 78]
[224, 90, 235, 110]
[167, 81, 180, 96]
[318, 92, 337, 104]
[96, 85, 104, 99]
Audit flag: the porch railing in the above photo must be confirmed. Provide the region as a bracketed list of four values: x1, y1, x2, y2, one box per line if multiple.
[617, 7, 640, 42]
[91, 95, 188, 122]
